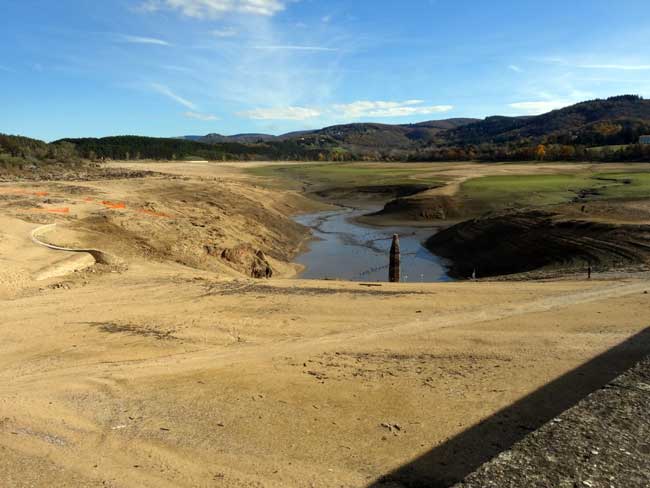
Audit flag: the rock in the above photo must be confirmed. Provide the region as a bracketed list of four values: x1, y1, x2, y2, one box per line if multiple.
[219, 244, 273, 278]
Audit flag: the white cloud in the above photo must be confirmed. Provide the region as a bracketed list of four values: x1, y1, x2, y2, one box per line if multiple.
[211, 28, 238, 37]
[185, 111, 218, 120]
[251, 45, 337, 52]
[578, 63, 650, 71]
[238, 106, 321, 120]
[508, 100, 573, 115]
[508, 64, 523, 73]
[0, 65, 14, 72]
[139, 0, 287, 18]
[119, 34, 171, 46]
[238, 100, 454, 121]
[150, 83, 198, 110]
[134, 0, 161, 12]
[333, 100, 453, 118]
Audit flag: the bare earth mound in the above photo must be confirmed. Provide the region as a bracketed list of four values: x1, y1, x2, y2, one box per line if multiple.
[426, 211, 650, 279]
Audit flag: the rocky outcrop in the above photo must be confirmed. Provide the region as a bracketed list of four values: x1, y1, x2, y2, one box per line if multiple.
[426, 211, 650, 278]
[215, 244, 274, 278]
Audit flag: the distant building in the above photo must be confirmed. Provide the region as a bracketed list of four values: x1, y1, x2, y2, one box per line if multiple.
[640, 135, 650, 144]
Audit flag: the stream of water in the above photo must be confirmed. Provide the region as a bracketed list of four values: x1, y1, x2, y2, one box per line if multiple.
[293, 208, 451, 282]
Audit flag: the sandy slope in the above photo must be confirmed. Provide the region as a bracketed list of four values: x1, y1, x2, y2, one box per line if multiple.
[1, 162, 649, 487]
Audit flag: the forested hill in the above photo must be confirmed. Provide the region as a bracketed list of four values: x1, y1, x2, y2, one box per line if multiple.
[447, 95, 650, 146]
[56, 136, 326, 161]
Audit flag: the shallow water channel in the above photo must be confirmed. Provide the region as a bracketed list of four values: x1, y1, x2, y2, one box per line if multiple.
[293, 208, 452, 282]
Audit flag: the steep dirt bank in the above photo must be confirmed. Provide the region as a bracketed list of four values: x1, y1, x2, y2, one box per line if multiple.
[426, 211, 650, 279]
[0, 162, 323, 298]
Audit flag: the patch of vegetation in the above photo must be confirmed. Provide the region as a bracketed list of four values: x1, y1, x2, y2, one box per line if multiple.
[0, 133, 82, 172]
[594, 172, 650, 199]
[458, 170, 650, 211]
[84, 321, 177, 340]
[249, 163, 446, 191]
[460, 174, 597, 208]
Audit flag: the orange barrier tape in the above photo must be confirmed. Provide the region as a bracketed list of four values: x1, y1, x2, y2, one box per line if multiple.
[101, 200, 126, 209]
[30, 207, 70, 214]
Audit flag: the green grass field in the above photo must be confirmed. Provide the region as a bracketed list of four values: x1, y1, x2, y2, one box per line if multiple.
[459, 171, 650, 210]
[595, 172, 650, 199]
[460, 174, 594, 207]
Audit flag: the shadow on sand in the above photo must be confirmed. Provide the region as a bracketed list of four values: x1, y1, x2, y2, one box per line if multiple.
[368, 327, 650, 488]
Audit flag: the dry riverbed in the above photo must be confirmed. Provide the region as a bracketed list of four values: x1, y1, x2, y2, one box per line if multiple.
[1, 161, 649, 487]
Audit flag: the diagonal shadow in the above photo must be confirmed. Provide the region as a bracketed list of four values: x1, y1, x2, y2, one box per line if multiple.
[368, 327, 650, 488]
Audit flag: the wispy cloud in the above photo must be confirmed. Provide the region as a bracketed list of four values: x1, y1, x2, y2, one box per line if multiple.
[0, 65, 14, 72]
[534, 56, 650, 72]
[509, 100, 573, 115]
[162, 65, 195, 73]
[508, 64, 523, 73]
[333, 100, 453, 118]
[150, 83, 198, 110]
[138, 0, 288, 18]
[185, 111, 218, 121]
[211, 28, 238, 38]
[578, 63, 650, 71]
[251, 44, 338, 52]
[134, 0, 161, 13]
[238, 100, 454, 120]
[238, 106, 321, 120]
[119, 34, 171, 46]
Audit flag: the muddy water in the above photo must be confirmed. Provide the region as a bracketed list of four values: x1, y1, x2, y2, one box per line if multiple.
[294, 208, 451, 282]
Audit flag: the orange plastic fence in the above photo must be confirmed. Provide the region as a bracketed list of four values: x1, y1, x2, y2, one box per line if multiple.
[101, 200, 127, 209]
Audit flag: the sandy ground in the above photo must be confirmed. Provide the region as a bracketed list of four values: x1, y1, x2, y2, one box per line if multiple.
[1, 161, 649, 487]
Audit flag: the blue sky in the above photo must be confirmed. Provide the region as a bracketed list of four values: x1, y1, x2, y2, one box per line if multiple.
[2, 0, 650, 141]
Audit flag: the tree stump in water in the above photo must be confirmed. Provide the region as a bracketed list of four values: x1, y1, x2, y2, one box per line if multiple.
[389, 234, 400, 283]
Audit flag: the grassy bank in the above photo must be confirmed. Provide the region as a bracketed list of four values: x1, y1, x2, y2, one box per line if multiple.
[457, 171, 650, 212]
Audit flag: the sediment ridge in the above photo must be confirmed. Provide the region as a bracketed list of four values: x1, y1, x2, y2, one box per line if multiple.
[426, 211, 650, 279]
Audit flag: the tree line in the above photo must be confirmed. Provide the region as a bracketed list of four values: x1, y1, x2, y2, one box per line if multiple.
[3, 132, 650, 169]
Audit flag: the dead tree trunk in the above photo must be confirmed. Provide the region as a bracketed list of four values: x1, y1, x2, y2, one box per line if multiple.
[389, 234, 400, 283]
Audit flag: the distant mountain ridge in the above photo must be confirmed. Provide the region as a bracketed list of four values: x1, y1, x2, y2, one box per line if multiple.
[182, 96, 650, 152]
[182, 118, 479, 149]
[184, 133, 278, 144]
